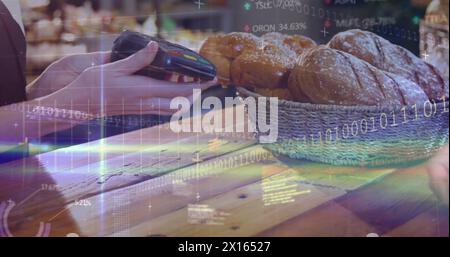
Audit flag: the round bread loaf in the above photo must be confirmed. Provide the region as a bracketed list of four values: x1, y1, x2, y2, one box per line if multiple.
[262, 32, 317, 55]
[288, 46, 429, 107]
[199, 35, 232, 85]
[328, 29, 449, 100]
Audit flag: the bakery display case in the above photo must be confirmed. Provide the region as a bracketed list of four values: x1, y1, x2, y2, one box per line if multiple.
[420, 0, 449, 78]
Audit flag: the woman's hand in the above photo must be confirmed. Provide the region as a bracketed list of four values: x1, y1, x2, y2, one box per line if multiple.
[50, 41, 217, 117]
[27, 51, 110, 100]
[427, 146, 449, 206]
[2, 41, 216, 143]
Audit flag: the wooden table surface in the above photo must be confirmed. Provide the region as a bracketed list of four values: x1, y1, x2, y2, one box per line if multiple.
[0, 111, 448, 237]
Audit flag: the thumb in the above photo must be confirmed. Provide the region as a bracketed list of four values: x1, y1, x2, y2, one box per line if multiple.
[70, 51, 111, 73]
[105, 41, 159, 76]
[88, 51, 111, 66]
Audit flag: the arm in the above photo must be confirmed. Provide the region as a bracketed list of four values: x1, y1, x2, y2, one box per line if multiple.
[25, 51, 110, 100]
[1, 41, 216, 146]
[0, 89, 90, 144]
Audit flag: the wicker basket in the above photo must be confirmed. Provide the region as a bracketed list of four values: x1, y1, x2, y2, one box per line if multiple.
[237, 87, 449, 167]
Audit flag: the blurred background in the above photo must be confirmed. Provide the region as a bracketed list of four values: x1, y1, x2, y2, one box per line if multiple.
[21, 0, 448, 82]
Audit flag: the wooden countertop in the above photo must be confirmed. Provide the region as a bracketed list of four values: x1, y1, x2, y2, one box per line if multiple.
[0, 110, 448, 237]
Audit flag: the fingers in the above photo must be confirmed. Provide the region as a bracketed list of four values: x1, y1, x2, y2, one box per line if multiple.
[428, 165, 449, 206]
[428, 147, 450, 177]
[427, 146, 450, 206]
[105, 98, 177, 116]
[62, 51, 111, 73]
[434, 146, 449, 169]
[113, 76, 218, 98]
[89, 51, 111, 66]
[122, 75, 217, 89]
[202, 77, 219, 88]
[105, 41, 159, 76]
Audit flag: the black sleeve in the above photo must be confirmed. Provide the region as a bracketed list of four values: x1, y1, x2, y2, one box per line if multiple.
[0, 1, 27, 107]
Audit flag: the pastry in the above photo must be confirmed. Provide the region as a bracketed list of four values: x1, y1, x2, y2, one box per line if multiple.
[200, 33, 260, 85]
[230, 43, 296, 89]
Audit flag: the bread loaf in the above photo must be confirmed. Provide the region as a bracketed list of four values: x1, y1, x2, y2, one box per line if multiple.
[288, 46, 429, 107]
[262, 32, 317, 55]
[328, 29, 449, 100]
[200, 32, 316, 96]
[229, 33, 317, 90]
